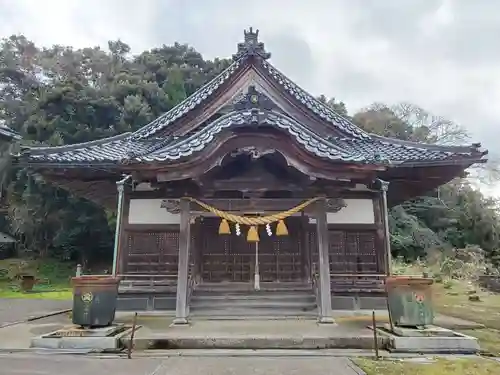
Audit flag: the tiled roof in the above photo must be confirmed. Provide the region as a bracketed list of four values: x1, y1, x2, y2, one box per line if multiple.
[131, 60, 243, 140]
[22, 110, 486, 166]
[260, 60, 370, 140]
[137, 110, 485, 164]
[130, 32, 372, 141]
[25, 133, 144, 163]
[0, 123, 21, 141]
[18, 29, 487, 168]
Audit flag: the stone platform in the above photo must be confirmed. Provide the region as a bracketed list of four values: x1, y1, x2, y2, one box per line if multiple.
[31, 324, 134, 351]
[375, 324, 480, 354]
[120, 318, 388, 350]
[0, 309, 487, 353]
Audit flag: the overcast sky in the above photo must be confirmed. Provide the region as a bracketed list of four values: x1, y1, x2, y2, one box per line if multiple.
[1, 0, 499, 194]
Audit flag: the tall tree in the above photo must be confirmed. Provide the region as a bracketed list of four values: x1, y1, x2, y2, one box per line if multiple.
[0, 35, 231, 265]
[354, 102, 500, 264]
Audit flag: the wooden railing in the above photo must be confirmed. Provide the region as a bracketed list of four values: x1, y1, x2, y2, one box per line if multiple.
[117, 273, 178, 292]
[330, 273, 386, 293]
[186, 263, 196, 311]
[311, 263, 321, 319]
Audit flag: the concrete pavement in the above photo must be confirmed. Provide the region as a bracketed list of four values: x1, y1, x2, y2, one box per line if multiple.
[0, 299, 71, 327]
[0, 352, 366, 375]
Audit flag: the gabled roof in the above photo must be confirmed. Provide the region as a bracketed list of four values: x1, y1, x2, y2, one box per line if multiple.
[130, 29, 370, 141]
[22, 107, 486, 167]
[0, 122, 21, 141]
[18, 28, 487, 168]
[0, 232, 15, 243]
[131, 59, 243, 140]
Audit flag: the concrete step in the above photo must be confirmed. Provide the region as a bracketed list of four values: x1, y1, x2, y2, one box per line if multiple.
[195, 283, 312, 293]
[189, 308, 318, 318]
[125, 333, 387, 350]
[190, 299, 317, 310]
[191, 294, 316, 302]
[194, 288, 313, 295]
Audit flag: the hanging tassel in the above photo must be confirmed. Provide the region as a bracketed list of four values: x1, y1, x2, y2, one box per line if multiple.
[276, 219, 289, 236]
[247, 225, 260, 242]
[218, 219, 231, 235]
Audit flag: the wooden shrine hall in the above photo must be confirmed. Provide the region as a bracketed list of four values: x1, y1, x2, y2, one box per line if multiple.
[16, 28, 487, 323]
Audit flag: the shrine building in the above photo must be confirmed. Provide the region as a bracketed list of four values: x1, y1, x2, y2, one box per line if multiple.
[15, 29, 487, 324]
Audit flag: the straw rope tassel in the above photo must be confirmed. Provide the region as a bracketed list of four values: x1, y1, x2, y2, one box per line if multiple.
[218, 219, 231, 235]
[186, 197, 321, 242]
[247, 226, 259, 242]
[186, 197, 320, 225]
[276, 219, 288, 236]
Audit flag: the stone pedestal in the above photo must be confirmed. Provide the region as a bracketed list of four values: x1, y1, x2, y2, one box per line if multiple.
[377, 324, 480, 354]
[31, 324, 134, 351]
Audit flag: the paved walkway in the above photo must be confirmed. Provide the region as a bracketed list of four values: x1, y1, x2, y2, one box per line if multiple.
[0, 299, 70, 327]
[0, 353, 365, 375]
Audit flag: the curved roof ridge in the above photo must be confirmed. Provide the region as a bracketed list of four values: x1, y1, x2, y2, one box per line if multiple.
[368, 133, 483, 153]
[139, 109, 368, 162]
[26, 132, 133, 154]
[0, 123, 21, 140]
[259, 59, 371, 140]
[149, 109, 355, 157]
[131, 58, 244, 140]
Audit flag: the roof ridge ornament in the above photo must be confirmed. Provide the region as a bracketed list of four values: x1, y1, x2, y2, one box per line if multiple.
[233, 85, 276, 111]
[232, 27, 271, 61]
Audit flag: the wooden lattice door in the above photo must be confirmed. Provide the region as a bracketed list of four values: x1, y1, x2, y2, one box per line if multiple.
[258, 217, 303, 282]
[122, 229, 180, 284]
[199, 217, 253, 282]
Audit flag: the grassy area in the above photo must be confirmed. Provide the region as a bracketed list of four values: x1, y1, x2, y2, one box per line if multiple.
[0, 287, 72, 300]
[0, 258, 73, 300]
[433, 281, 500, 330]
[392, 260, 500, 355]
[430, 279, 500, 355]
[355, 358, 500, 375]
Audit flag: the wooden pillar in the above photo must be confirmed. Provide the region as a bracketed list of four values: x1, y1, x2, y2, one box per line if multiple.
[315, 198, 335, 324]
[378, 180, 392, 275]
[173, 198, 191, 325]
[112, 175, 131, 276]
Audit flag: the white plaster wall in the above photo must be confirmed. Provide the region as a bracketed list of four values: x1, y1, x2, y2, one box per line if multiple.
[326, 198, 375, 224]
[128, 199, 180, 224]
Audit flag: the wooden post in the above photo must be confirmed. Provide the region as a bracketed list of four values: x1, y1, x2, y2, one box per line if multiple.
[112, 175, 131, 276]
[173, 198, 191, 325]
[378, 179, 392, 276]
[315, 198, 335, 324]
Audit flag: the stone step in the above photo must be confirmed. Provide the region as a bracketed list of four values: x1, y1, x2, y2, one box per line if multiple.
[125, 333, 386, 350]
[189, 308, 318, 318]
[191, 293, 316, 302]
[190, 299, 317, 310]
[195, 282, 312, 293]
[194, 287, 313, 295]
